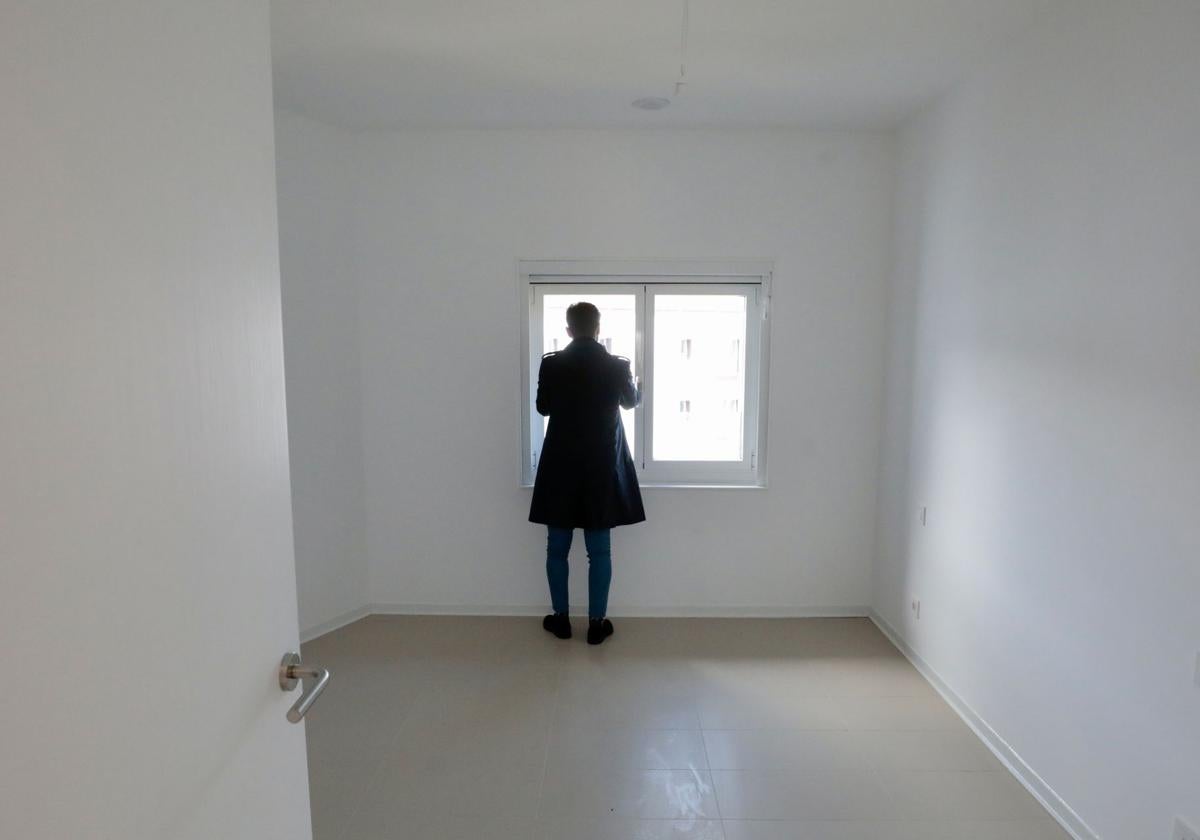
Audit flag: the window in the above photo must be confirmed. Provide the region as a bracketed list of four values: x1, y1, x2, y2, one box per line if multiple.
[520, 261, 770, 487]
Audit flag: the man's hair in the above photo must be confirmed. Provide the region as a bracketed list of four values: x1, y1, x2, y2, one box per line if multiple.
[566, 301, 601, 336]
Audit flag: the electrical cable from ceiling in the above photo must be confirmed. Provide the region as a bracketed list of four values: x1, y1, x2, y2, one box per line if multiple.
[674, 0, 689, 97]
[633, 0, 689, 110]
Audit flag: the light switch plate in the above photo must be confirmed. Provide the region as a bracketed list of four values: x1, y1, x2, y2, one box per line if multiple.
[1173, 816, 1200, 840]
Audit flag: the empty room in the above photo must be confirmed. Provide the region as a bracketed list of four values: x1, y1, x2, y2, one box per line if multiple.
[3, 1, 1198, 839]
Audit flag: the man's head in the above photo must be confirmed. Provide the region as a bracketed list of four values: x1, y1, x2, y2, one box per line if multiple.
[566, 301, 601, 339]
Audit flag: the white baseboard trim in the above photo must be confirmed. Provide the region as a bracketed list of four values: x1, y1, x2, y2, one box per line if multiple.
[299, 604, 372, 644]
[869, 610, 1100, 840]
[300, 603, 870, 639]
[368, 603, 870, 619]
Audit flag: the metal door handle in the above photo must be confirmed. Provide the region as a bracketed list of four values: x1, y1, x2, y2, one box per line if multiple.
[279, 652, 330, 723]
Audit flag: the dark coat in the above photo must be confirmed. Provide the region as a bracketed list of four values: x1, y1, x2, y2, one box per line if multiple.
[528, 338, 645, 530]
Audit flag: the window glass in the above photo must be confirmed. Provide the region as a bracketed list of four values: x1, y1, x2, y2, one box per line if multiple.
[652, 294, 746, 461]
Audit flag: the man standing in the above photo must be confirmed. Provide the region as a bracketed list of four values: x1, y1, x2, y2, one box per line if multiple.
[529, 302, 644, 645]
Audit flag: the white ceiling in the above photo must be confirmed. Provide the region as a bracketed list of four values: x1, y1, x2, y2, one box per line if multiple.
[271, 0, 1059, 130]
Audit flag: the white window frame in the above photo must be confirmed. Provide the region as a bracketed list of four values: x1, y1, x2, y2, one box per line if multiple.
[518, 260, 771, 488]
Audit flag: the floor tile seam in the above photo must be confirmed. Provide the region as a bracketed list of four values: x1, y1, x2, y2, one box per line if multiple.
[330, 676, 458, 836]
[703, 763, 1007, 772]
[532, 653, 567, 822]
[700, 725, 853, 731]
[329, 749, 391, 840]
[696, 729, 729, 838]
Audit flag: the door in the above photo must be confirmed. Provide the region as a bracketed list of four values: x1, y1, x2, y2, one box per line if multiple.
[1, 3, 312, 839]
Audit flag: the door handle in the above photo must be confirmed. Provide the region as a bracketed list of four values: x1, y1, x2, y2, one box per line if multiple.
[279, 652, 330, 723]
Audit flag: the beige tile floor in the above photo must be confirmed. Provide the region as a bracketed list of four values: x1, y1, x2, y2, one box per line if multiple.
[301, 616, 1069, 840]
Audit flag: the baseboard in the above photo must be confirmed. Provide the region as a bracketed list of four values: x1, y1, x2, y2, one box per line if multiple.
[299, 604, 371, 643]
[301, 603, 868, 641]
[869, 610, 1100, 840]
[368, 603, 870, 619]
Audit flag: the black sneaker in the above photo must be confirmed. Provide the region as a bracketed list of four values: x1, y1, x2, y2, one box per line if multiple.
[587, 618, 614, 646]
[542, 612, 572, 639]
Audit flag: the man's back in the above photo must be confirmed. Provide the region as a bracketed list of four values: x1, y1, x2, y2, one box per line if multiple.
[528, 337, 644, 530]
[536, 339, 637, 453]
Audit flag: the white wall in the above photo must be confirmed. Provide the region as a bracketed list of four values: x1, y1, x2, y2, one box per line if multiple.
[350, 129, 895, 613]
[874, 2, 1200, 838]
[275, 110, 369, 636]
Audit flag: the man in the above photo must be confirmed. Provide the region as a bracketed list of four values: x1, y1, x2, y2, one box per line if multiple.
[529, 301, 644, 645]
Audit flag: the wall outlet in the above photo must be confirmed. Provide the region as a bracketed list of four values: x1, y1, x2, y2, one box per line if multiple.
[911, 599, 921, 620]
[1172, 816, 1199, 840]
[920, 506, 927, 526]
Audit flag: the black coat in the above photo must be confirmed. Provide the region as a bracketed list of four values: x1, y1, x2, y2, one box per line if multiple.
[528, 338, 646, 530]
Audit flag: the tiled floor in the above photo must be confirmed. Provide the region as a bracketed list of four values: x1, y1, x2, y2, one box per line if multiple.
[301, 616, 1069, 840]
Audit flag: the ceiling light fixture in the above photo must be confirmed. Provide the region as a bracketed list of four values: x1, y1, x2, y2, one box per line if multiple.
[632, 96, 671, 110]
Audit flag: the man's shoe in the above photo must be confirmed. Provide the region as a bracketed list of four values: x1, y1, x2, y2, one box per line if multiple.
[543, 612, 572, 639]
[587, 618, 614, 646]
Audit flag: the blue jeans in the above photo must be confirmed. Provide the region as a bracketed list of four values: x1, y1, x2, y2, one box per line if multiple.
[546, 527, 611, 619]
